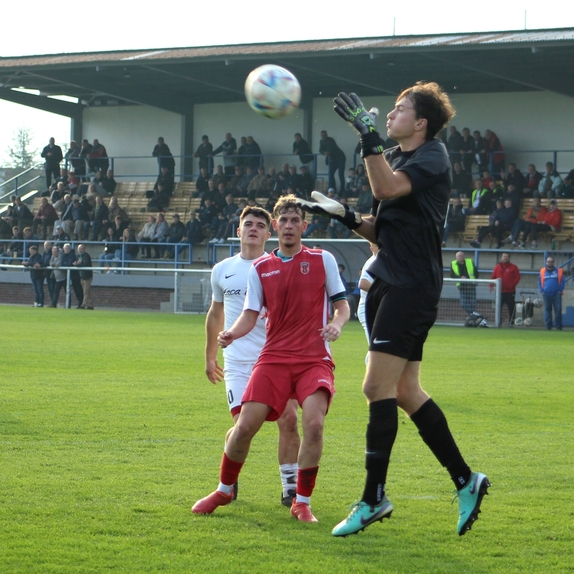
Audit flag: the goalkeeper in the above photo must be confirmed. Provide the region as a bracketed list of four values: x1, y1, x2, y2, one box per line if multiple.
[298, 83, 490, 537]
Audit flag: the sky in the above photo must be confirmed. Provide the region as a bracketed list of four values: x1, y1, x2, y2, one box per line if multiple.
[1, 0, 574, 167]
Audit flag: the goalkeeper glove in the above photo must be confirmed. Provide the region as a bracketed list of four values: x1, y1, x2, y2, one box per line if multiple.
[333, 92, 384, 158]
[297, 191, 363, 230]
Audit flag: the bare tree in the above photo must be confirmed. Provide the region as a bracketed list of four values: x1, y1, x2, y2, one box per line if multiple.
[7, 127, 38, 170]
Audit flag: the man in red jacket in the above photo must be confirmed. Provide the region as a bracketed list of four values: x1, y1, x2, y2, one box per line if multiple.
[491, 253, 521, 325]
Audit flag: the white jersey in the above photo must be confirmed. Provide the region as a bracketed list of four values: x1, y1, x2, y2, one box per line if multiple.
[211, 253, 266, 363]
[357, 254, 377, 339]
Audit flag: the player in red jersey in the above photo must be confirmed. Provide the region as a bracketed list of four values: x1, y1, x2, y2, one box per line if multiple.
[192, 195, 350, 522]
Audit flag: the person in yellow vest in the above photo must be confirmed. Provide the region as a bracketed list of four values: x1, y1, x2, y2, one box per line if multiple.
[450, 251, 478, 315]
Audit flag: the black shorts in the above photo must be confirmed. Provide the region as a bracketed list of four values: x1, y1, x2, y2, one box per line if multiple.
[366, 278, 439, 361]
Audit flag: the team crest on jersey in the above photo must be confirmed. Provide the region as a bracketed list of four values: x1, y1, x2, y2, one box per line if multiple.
[300, 262, 310, 275]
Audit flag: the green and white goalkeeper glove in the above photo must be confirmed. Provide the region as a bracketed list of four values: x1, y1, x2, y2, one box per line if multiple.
[333, 92, 384, 158]
[297, 191, 363, 230]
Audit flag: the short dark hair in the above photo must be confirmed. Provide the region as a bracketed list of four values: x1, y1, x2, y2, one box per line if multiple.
[397, 81, 455, 140]
[240, 206, 271, 228]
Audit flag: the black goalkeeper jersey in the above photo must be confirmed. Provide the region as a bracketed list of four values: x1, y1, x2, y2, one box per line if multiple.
[368, 138, 451, 299]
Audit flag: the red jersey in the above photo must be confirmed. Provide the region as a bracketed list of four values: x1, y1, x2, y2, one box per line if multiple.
[245, 247, 345, 360]
[491, 262, 520, 293]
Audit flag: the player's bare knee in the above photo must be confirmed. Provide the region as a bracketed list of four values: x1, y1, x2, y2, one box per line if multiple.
[277, 409, 298, 434]
[302, 419, 324, 444]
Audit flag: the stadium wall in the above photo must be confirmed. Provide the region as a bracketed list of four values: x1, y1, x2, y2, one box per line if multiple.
[79, 91, 574, 180]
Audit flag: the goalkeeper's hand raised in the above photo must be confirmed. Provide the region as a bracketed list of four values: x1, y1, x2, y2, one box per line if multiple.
[297, 191, 363, 230]
[333, 92, 384, 158]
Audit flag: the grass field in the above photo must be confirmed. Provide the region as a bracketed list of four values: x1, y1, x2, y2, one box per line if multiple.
[1, 306, 572, 573]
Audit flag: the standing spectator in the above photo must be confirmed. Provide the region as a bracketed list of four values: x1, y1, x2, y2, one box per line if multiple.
[40, 240, 55, 304]
[65, 140, 83, 176]
[451, 162, 473, 198]
[484, 130, 505, 172]
[22, 245, 45, 307]
[41, 137, 63, 188]
[451, 251, 478, 316]
[79, 140, 92, 181]
[491, 253, 520, 326]
[211, 133, 237, 175]
[88, 139, 109, 174]
[319, 130, 346, 195]
[460, 127, 474, 174]
[472, 131, 487, 173]
[447, 126, 463, 164]
[193, 135, 213, 174]
[32, 198, 58, 240]
[152, 137, 175, 175]
[61, 242, 83, 308]
[74, 244, 94, 309]
[49, 246, 65, 307]
[244, 136, 262, 170]
[293, 133, 313, 168]
[539, 256, 564, 330]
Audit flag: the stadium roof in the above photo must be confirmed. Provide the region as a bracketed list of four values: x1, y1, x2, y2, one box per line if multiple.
[1, 28, 574, 117]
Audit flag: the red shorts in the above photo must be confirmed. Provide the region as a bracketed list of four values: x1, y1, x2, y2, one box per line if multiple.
[242, 355, 335, 421]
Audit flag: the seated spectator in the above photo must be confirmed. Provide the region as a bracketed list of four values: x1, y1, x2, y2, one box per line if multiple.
[264, 189, 280, 214]
[69, 197, 89, 240]
[501, 163, 525, 192]
[470, 198, 517, 249]
[58, 194, 74, 234]
[227, 166, 244, 196]
[113, 228, 139, 269]
[265, 167, 281, 194]
[11, 197, 33, 231]
[32, 198, 58, 240]
[346, 167, 358, 196]
[53, 225, 71, 247]
[466, 178, 491, 215]
[163, 214, 186, 257]
[149, 212, 169, 258]
[211, 165, 228, 189]
[285, 165, 299, 192]
[137, 214, 157, 258]
[98, 227, 121, 268]
[507, 197, 547, 248]
[102, 169, 117, 195]
[298, 166, 314, 199]
[535, 162, 562, 199]
[197, 198, 218, 235]
[557, 169, 574, 198]
[523, 164, 542, 198]
[356, 182, 373, 214]
[247, 166, 269, 199]
[176, 210, 205, 258]
[520, 198, 562, 249]
[236, 166, 256, 196]
[90, 171, 107, 196]
[147, 166, 174, 211]
[442, 197, 466, 246]
[107, 196, 128, 223]
[451, 161, 472, 198]
[488, 180, 505, 210]
[328, 198, 354, 239]
[209, 194, 238, 244]
[90, 195, 110, 240]
[0, 226, 23, 264]
[195, 167, 210, 196]
[482, 171, 492, 189]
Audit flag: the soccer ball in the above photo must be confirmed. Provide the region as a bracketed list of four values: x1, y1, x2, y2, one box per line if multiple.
[244, 65, 301, 119]
[533, 297, 543, 308]
[524, 317, 533, 326]
[514, 317, 523, 326]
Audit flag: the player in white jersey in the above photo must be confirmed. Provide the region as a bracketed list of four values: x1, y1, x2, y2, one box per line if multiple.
[204, 206, 300, 506]
[357, 243, 378, 343]
[193, 196, 350, 523]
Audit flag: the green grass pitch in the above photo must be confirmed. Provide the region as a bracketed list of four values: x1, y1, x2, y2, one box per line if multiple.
[1, 306, 572, 573]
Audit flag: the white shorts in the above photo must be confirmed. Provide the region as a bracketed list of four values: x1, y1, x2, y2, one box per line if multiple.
[223, 361, 256, 413]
